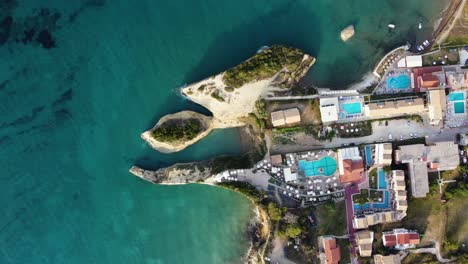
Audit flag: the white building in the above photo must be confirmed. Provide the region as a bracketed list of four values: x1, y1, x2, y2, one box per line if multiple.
[405, 55, 422, 68]
[320, 97, 340, 123]
[375, 143, 393, 166]
[283, 167, 298, 182]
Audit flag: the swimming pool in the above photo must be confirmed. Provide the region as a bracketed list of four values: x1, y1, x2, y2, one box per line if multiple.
[378, 168, 387, 189]
[386, 75, 410, 89]
[353, 202, 370, 211]
[298, 156, 337, 177]
[454, 101, 465, 114]
[449, 92, 464, 101]
[365, 145, 373, 166]
[341, 102, 362, 114]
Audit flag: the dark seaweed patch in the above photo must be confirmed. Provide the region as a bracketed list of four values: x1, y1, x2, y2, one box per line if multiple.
[21, 28, 35, 44]
[69, 0, 106, 23]
[54, 108, 71, 121]
[0, 7, 61, 49]
[2, 106, 45, 128]
[0, 16, 13, 45]
[36, 29, 55, 49]
[52, 88, 73, 107]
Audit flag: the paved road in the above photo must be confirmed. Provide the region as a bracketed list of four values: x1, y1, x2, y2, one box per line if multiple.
[344, 172, 368, 264]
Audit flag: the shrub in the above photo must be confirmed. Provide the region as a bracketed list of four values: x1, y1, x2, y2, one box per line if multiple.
[267, 202, 283, 221]
[223, 45, 304, 88]
[152, 118, 202, 142]
[210, 90, 225, 102]
[283, 223, 302, 238]
[224, 86, 234, 92]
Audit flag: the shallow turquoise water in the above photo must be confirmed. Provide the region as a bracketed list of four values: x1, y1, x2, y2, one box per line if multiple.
[0, 0, 447, 263]
[387, 75, 411, 89]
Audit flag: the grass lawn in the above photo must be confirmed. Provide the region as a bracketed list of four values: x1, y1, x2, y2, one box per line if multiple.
[402, 253, 438, 264]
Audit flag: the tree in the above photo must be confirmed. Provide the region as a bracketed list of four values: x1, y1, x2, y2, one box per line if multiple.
[267, 202, 283, 221]
[284, 223, 302, 238]
[383, 166, 392, 173]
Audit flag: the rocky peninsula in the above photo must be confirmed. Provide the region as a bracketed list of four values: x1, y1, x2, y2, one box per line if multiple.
[140, 45, 315, 153]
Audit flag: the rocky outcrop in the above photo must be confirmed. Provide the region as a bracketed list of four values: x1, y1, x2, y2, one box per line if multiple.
[340, 25, 355, 41]
[141, 110, 240, 153]
[142, 46, 315, 154]
[129, 162, 215, 185]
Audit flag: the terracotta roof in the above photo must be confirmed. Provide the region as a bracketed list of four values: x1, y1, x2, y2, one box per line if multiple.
[419, 73, 440, 88]
[323, 238, 341, 264]
[409, 233, 420, 245]
[270, 154, 283, 165]
[412, 66, 443, 92]
[383, 234, 397, 247]
[339, 159, 363, 183]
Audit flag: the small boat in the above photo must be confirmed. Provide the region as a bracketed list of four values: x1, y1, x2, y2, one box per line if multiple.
[418, 22, 422, 29]
[388, 24, 396, 29]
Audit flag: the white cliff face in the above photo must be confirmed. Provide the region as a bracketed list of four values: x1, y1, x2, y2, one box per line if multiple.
[181, 74, 275, 123]
[181, 54, 315, 125]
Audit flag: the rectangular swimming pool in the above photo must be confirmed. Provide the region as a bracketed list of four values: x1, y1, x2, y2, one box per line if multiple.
[365, 145, 373, 166]
[341, 102, 362, 114]
[454, 101, 465, 114]
[378, 168, 387, 189]
[449, 92, 465, 101]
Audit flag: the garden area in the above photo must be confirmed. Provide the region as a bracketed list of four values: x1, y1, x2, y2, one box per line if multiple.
[368, 168, 378, 189]
[369, 190, 383, 202]
[353, 189, 370, 205]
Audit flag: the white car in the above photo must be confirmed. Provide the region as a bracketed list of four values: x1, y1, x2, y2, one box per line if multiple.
[388, 134, 393, 141]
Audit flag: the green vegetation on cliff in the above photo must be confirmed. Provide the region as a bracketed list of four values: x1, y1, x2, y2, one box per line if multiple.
[223, 45, 305, 88]
[152, 118, 203, 142]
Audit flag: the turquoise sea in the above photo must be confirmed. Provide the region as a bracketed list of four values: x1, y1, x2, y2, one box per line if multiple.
[0, 0, 448, 263]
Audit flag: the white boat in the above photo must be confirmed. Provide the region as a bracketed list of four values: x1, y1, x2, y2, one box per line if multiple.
[418, 22, 422, 29]
[388, 24, 396, 29]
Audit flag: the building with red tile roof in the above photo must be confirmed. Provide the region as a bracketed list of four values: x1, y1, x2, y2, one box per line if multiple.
[339, 159, 364, 183]
[418, 73, 440, 89]
[412, 66, 443, 92]
[322, 237, 341, 264]
[383, 229, 420, 250]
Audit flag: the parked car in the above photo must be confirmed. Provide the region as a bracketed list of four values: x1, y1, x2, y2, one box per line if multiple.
[388, 134, 393, 141]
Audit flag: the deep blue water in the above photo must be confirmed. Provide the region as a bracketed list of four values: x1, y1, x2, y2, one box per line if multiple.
[0, 0, 448, 263]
